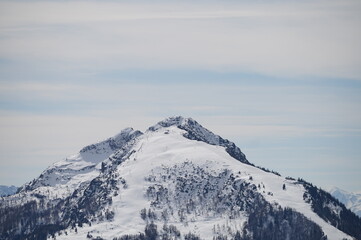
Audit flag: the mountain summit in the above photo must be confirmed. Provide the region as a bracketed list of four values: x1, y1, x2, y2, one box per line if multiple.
[0, 185, 17, 197]
[1, 117, 360, 240]
[149, 116, 249, 164]
[329, 187, 361, 217]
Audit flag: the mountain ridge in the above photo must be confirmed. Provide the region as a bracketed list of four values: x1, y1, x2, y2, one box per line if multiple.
[329, 186, 361, 217]
[1, 116, 360, 240]
[148, 116, 249, 164]
[0, 185, 17, 197]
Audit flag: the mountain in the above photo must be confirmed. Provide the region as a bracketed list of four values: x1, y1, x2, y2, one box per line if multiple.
[0, 185, 17, 197]
[1, 116, 361, 240]
[17, 127, 142, 200]
[329, 187, 361, 217]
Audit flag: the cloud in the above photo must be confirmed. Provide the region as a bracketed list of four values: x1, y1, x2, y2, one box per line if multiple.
[1, 79, 360, 139]
[0, 0, 360, 79]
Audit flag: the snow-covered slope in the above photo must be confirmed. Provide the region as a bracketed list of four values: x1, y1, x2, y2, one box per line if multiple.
[1, 116, 360, 240]
[0, 185, 17, 197]
[329, 187, 361, 217]
[16, 127, 142, 200]
[55, 124, 350, 240]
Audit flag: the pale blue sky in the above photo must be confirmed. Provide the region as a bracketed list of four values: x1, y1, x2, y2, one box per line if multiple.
[0, 0, 360, 192]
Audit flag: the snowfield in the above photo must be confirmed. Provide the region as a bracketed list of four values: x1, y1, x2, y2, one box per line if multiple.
[1, 117, 358, 240]
[54, 125, 351, 240]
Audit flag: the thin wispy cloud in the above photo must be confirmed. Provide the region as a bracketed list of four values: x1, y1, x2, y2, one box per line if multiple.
[0, 0, 360, 78]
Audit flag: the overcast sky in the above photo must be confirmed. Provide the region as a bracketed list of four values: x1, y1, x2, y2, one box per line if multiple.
[0, 0, 360, 192]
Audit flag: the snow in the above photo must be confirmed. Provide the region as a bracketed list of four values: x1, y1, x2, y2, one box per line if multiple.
[2, 128, 141, 208]
[55, 125, 352, 240]
[329, 186, 361, 217]
[148, 116, 221, 146]
[0, 185, 17, 197]
[1, 117, 354, 240]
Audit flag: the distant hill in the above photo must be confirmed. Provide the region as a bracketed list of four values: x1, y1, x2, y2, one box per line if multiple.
[329, 186, 361, 217]
[0, 185, 17, 197]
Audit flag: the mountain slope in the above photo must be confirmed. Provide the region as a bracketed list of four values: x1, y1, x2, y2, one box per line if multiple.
[329, 187, 361, 217]
[17, 127, 142, 200]
[1, 116, 360, 240]
[0, 185, 17, 197]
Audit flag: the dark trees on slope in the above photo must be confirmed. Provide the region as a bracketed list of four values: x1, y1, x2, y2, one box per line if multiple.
[300, 178, 361, 240]
[245, 205, 324, 240]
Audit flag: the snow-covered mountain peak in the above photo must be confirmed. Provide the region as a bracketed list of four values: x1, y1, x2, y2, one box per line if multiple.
[329, 187, 348, 199]
[80, 127, 143, 155]
[112, 127, 140, 140]
[148, 116, 188, 131]
[149, 116, 250, 164]
[0, 185, 17, 197]
[17, 127, 143, 197]
[329, 186, 361, 217]
[2, 117, 361, 240]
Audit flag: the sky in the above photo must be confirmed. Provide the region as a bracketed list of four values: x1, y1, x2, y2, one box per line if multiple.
[0, 0, 360, 192]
